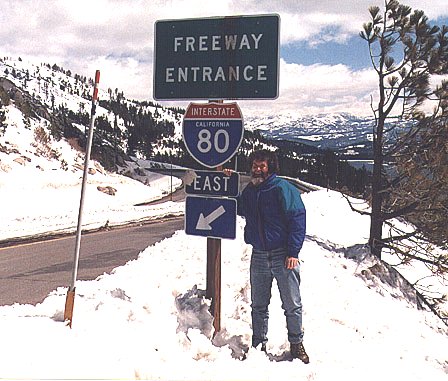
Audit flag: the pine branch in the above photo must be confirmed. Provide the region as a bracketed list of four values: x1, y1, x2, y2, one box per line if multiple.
[384, 124, 421, 156]
[381, 201, 419, 220]
[381, 230, 417, 243]
[341, 193, 371, 216]
[383, 242, 448, 272]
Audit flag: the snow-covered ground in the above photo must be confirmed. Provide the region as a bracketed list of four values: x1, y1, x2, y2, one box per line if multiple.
[1, 157, 447, 379]
[0, 185, 447, 380]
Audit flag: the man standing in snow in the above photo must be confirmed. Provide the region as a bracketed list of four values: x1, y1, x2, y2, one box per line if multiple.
[225, 149, 309, 363]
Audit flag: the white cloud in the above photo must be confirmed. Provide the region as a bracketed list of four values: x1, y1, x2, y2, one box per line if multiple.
[238, 0, 448, 45]
[0, 0, 446, 116]
[234, 60, 377, 117]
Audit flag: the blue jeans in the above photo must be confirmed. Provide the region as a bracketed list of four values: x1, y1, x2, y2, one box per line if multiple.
[250, 247, 303, 347]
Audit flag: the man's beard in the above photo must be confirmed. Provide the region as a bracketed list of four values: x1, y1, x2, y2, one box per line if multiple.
[251, 172, 268, 185]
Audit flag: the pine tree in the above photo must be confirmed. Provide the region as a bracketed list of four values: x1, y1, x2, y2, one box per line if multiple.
[0, 107, 6, 136]
[359, 0, 448, 259]
[387, 102, 448, 268]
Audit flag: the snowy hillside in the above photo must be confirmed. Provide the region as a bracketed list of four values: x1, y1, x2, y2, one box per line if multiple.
[0, 77, 183, 240]
[245, 112, 372, 145]
[0, 56, 184, 163]
[0, 56, 182, 131]
[0, 189, 447, 380]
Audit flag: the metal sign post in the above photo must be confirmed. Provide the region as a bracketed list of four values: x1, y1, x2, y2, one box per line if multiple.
[207, 234, 221, 333]
[64, 70, 100, 328]
[209, 123, 223, 335]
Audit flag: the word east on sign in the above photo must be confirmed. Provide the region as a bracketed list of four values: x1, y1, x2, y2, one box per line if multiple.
[184, 170, 240, 197]
[183, 102, 244, 168]
[153, 14, 279, 100]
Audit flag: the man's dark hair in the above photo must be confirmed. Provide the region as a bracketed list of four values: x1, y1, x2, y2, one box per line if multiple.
[248, 149, 280, 174]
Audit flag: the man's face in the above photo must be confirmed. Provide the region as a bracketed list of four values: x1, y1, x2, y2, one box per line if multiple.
[251, 160, 269, 183]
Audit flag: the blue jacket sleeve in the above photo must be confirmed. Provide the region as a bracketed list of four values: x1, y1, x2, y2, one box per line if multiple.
[279, 182, 306, 258]
[285, 207, 306, 258]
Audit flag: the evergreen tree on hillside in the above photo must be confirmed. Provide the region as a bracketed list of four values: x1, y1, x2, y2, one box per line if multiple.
[359, 0, 448, 264]
[0, 107, 6, 135]
[0, 77, 8, 135]
[389, 103, 448, 257]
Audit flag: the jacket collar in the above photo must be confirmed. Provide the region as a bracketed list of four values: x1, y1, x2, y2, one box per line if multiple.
[256, 173, 277, 189]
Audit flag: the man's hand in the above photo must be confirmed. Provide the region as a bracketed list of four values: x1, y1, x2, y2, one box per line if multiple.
[285, 257, 299, 270]
[223, 168, 233, 176]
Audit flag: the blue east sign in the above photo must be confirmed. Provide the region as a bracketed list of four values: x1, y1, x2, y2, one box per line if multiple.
[185, 170, 240, 197]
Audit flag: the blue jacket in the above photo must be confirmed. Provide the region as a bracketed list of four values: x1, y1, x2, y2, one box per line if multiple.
[237, 174, 306, 258]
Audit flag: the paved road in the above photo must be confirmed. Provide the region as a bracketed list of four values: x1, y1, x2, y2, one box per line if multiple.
[0, 217, 184, 306]
[0, 172, 314, 307]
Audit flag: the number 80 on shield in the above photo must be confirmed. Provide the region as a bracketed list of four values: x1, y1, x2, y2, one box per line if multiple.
[182, 103, 244, 168]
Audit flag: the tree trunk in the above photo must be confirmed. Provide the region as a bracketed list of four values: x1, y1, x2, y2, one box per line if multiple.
[369, 162, 383, 258]
[369, 114, 385, 259]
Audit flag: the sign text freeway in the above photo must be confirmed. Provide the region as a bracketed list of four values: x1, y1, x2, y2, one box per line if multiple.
[154, 14, 279, 100]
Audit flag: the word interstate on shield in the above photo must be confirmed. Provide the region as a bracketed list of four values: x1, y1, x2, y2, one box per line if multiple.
[166, 33, 267, 84]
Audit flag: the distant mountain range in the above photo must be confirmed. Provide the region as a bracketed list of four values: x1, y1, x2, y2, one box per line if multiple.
[245, 113, 410, 159]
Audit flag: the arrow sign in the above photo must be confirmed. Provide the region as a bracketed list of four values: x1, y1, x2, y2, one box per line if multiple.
[196, 205, 225, 230]
[185, 196, 237, 239]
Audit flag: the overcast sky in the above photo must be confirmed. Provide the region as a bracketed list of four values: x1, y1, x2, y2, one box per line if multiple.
[1, 0, 447, 117]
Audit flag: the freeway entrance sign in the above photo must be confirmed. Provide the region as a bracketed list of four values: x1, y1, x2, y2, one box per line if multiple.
[184, 170, 240, 197]
[183, 102, 244, 168]
[154, 14, 280, 100]
[185, 196, 237, 239]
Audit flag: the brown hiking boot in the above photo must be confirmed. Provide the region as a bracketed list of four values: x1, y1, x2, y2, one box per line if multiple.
[290, 342, 309, 364]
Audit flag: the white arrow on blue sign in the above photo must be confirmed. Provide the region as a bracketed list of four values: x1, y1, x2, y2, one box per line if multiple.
[183, 102, 244, 168]
[185, 196, 237, 239]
